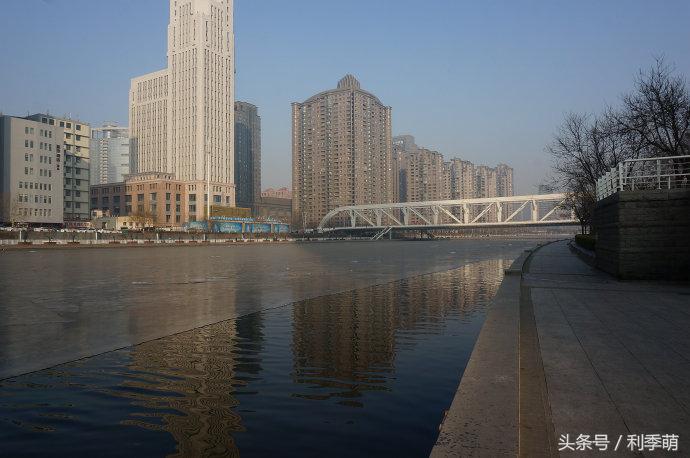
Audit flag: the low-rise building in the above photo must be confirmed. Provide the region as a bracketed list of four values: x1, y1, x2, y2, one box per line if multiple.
[255, 195, 291, 224]
[0, 115, 63, 226]
[90, 172, 188, 227]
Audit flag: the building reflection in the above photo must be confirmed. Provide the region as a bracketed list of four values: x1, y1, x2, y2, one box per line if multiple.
[109, 305, 265, 457]
[290, 259, 509, 405]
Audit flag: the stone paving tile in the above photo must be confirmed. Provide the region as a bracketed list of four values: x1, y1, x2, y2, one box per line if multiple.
[531, 288, 630, 445]
[526, 240, 690, 456]
[553, 290, 690, 436]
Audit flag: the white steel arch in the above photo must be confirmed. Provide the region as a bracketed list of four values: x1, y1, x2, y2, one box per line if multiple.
[317, 193, 576, 230]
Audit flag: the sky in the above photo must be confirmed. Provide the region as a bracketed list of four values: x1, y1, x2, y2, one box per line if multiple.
[1, 0, 689, 194]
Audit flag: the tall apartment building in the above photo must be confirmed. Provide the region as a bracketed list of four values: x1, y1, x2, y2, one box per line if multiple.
[449, 159, 476, 199]
[495, 164, 514, 197]
[292, 75, 393, 229]
[392, 135, 416, 202]
[234, 101, 261, 211]
[91, 124, 130, 185]
[0, 116, 63, 225]
[27, 114, 91, 223]
[130, 0, 236, 221]
[405, 148, 449, 202]
[474, 165, 498, 199]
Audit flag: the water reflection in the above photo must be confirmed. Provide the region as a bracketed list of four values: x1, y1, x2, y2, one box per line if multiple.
[290, 260, 508, 407]
[0, 259, 508, 457]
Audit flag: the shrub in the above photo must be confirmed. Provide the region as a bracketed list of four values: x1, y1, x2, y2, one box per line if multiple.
[575, 234, 596, 251]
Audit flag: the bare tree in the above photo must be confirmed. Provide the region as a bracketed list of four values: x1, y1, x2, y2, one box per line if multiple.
[130, 206, 157, 229]
[614, 57, 690, 158]
[548, 113, 638, 232]
[1, 193, 26, 228]
[548, 58, 689, 232]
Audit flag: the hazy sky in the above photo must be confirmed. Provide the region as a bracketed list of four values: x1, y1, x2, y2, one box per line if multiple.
[1, 0, 689, 194]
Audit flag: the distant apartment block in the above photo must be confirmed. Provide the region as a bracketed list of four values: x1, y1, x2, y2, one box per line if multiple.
[256, 197, 291, 224]
[91, 124, 130, 185]
[262, 187, 292, 199]
[129, 0, 236, 220]
[292, 75, 393, 229]
[27, 114, 91, 223]
[235, 102, 261, 211]
[0, 115, 63, 225]
[392, 134, 515, 203]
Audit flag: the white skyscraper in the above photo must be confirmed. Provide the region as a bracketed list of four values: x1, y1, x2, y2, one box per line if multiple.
[130, 0, 236, 217]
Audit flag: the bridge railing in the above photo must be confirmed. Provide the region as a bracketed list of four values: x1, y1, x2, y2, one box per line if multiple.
[596, 155, 690, 201]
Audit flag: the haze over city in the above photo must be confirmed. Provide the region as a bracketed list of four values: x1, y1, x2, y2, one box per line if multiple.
[1, 0, 688, 194]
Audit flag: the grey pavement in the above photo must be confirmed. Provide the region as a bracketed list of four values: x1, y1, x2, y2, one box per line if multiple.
[524, 240, 690, 456]
[0, 239, 541, 380]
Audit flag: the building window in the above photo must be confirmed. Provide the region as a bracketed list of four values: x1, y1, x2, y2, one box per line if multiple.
[189, 194, 196, 202]
[76, 124, 81, 131]
[137, 194, 144, 202]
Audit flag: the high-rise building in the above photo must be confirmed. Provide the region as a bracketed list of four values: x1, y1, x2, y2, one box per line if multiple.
[474, 165, 497, 199]
[27, 114, 91, 223]
[129, 0, 236, 221]
[234, 101, 261, 211]
[0, 116, 63, 225]
[392, 135, 416, 202]
[91, 124, 130, 185]
[405, 148, 448, 202]
[292, 75, 393, 229]
[495, 164, 514, 197]
[449, 159, 475, 199]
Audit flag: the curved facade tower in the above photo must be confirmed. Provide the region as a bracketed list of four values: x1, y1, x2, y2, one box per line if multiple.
[292, 75, 393, 229]
[130, 0, 235, 219]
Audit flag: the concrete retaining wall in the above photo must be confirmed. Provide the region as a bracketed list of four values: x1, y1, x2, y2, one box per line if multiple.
[593, 189, 690, 280]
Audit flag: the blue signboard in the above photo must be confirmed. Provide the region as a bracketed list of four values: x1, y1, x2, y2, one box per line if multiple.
[213, 222, 244, 233]
[253, 223, 272, 234]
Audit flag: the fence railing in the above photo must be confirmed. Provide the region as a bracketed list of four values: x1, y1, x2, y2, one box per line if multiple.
[596, 155, 690, 201]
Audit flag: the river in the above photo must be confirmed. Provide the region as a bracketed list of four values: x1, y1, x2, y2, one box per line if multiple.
[0, 238, 547, 456]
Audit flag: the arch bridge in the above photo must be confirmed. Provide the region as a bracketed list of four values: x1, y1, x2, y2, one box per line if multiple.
[317, 193, 576, 232]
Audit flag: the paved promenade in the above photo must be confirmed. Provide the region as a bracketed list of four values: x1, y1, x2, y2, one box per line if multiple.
[524, 240, 690, 456]
[433, 240, 690, 456]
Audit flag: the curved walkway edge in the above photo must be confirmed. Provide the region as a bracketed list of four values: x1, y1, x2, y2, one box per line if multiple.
[432, 239, 690, 457]
[431, 248, 535, 457]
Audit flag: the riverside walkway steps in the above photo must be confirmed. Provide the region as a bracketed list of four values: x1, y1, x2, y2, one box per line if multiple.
[432, 240, 690, 457]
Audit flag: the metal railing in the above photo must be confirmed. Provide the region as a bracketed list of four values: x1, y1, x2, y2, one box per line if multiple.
[596, 155, 690, 201]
